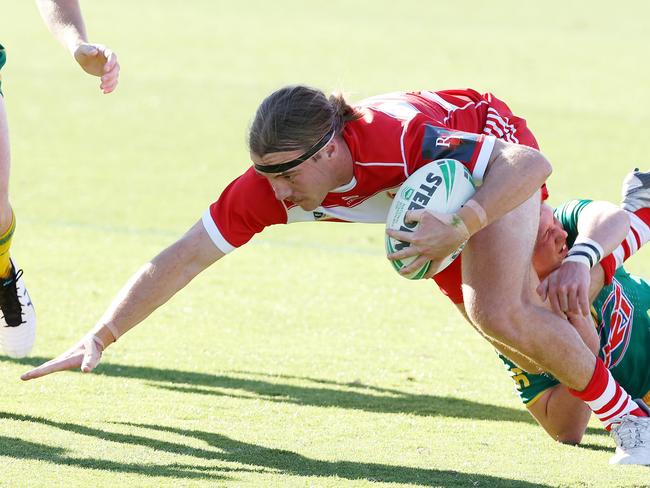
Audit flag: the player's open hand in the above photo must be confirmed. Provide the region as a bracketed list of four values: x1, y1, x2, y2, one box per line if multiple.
[73, 43, 120, 94]
[386, 209, 469, 278]
[20, 334, 105, 381]
[537, 261, 591, 316]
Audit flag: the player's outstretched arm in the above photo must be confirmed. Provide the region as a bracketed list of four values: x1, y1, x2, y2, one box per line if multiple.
[21, 220, 224, 380]
[539, 202, 629, 316]
[36, 0, 120, 93]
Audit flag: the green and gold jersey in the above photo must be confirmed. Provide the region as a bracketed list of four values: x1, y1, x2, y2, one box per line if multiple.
[500, 200, 650, 407]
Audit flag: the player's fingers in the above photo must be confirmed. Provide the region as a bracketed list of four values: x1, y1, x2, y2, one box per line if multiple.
[536, 279, 549, 300]
[403, 209, 425, 224]
[579, 287, 590, 317]
[102, 49, 116, 71]
[423, 259, 443, 279]
[81, 338, 103, 373]
[386, 245, 420, 261]
[548, 288, 562, 315]
[101, 78, 118, 94]
[20, 354, 83, 381]
[386, 228, 415, 244]
[558, 288, 569, 313]
[101, 66, 119, 82]
[567, 288, 580, 315]
[399, 255, 429, 276]
[101, 67, 120, 87]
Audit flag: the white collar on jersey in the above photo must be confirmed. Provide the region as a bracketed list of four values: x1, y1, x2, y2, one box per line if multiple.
[330, 176, 357, 193]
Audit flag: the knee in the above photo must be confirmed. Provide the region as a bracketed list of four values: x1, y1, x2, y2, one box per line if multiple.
[553, 429, 585, 446]
[466, 301, 529, 345]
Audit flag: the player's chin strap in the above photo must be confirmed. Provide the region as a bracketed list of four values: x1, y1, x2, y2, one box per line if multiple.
[253, 128, 335, 174]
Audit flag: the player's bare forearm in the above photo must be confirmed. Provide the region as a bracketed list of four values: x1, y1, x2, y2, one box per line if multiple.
[36, 0, 88, 53]
[528, 385, 592, 444]
[460, 140, 551, 229]
[91, 220, 224, 345]
[20, 221, 224, 380]
[577, 201, 630, 258]
[37, 0, 120, 93]
[20, 221, 223, 381]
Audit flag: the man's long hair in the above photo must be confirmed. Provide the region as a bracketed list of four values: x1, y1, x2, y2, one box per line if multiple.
[248, 85, 363, 157]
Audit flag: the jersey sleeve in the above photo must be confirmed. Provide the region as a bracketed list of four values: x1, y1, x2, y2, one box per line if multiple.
[403, 115, 496, 185]
[553, 199, 594, 248]
[201, 167, 288, 253]
[498, 353, 560, 406]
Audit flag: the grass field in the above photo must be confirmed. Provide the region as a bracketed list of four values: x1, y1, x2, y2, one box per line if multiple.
[2, 1, 650, 486]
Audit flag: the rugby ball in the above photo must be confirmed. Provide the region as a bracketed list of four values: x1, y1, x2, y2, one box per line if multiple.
[385, 159, 476, 280]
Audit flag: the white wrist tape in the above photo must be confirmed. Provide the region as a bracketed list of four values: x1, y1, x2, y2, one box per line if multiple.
[463, 199, 488, 230]
[563, 237, 604, 269]
[104, 323, 120, 342]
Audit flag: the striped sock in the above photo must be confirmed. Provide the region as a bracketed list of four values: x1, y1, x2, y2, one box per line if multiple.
[569, 358, 648, 430]
[601, 209, 650, 283]
[611, 209, 650, 267]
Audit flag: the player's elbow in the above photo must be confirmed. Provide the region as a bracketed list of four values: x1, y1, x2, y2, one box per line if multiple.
[530, 149, 552, 183]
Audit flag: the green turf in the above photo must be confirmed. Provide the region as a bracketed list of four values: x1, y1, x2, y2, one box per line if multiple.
[1, 0, 650, 486]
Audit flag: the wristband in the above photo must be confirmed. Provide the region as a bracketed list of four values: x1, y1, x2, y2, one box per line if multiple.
[92, 334, 106, 351]
[104, 323, 120, 342]
[563, 237, 604, 269]
[462, 199, 488, 229]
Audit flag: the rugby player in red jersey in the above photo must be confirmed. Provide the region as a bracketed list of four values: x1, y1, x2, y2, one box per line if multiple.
[20, 86, 650, 464]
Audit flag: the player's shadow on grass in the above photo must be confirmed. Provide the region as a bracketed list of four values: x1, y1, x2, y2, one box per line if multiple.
[0, 412, 554, 487]
[7, 356, 605, 437]
[0, 434, 234, 481]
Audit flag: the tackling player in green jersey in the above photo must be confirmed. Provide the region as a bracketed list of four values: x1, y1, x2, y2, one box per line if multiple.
[500, 169, 650, 464]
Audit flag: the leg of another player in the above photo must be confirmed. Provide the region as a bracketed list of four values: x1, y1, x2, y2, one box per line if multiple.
[462, 194, 648, 438]
[462, 193, 597, 388]
[0, 96, 13, 240]
[0, 93, 37, 358]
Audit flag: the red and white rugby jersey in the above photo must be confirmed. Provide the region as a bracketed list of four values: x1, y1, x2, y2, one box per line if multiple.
[203, 89, 525, 254]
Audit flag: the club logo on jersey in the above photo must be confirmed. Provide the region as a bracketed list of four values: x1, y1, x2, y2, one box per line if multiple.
[422, 126, 481, 165]
[312, 211, 328, 220]
[600, 279, 634, 369]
